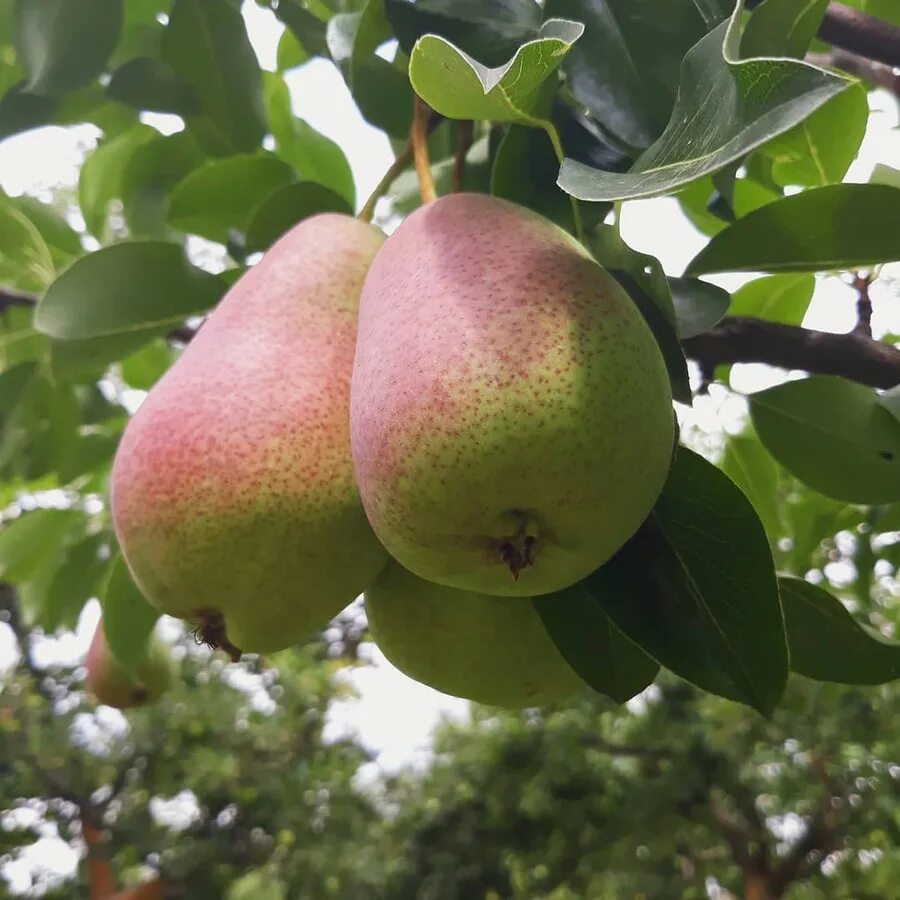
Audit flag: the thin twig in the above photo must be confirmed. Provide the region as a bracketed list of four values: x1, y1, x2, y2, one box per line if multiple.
[411, 97, 437, 205]
[852, 273, 873, 337]
[357, 141, 414, 224]
[452, 121, 474, 193]
[807, 49, 900, 97]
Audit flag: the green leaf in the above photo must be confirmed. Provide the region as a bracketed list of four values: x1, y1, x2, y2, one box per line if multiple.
[0, 82, 56, 140]
[586, 448, 787, 714]
[275, 1, 329, 59]
[727, 273, 814, 325]
[589, 225, 691, 404]
[14, 0, 123, 95]
[534, 585, 659, 703]
[780, 577, 900, 684]
[118, 339, 175, 390]
[101, 554, 160, 678]
[78, 123, 158, 238]
[276, 28, 309, 72]
[687, 184, 900, 275]
[35, 242, 226, 341]
[667, 277, 730, 339]
[387, 0, 541, 68]
[347, 0, 414, 139]
[720, 430, 782, 542]
[0, 509, 84, 583]
[409, 18, 584, 126]
[41, 535, 109, 632]
[557, 4, 851, 202]
[106, 56, 198, 115]
[162, 0, 266, 154]
[546, 0, 729, 151]
[750, 376, 900, 504]
[0, 199, 56, 291]
[677, 173, 780, 237]
[245, 182, 352, 253]
[167, 154, 295, 243]
[5, 194, 82, 259]
[761, 83, 868, 188]
[121, 131, 207, 238]
[740, 0, 828, 59]
[263, 72, 355, 206]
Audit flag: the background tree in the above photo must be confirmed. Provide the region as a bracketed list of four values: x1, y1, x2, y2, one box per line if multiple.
[1, 0, 900, 897]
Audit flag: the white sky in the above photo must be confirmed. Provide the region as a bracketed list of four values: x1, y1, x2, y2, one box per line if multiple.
[0, 3, 899, 892]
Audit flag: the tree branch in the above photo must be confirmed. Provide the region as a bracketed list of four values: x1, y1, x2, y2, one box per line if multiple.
[0, 286, 36, 313]
[683, 317, 900, 389]
[807, 49, 900, 98]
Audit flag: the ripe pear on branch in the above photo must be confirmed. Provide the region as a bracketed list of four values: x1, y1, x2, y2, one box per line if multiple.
[110, 215, 388, 657]
[351, 193, 673, 597]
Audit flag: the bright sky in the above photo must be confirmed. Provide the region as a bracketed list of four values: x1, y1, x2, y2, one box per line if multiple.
[0, 3, 899, 893]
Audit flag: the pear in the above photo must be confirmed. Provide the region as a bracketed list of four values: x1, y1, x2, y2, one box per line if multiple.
[110, 215, 389, 656]
[365, 560, 584, 707]
[85, 620, 172, 709]
[351, 193, 673, 597]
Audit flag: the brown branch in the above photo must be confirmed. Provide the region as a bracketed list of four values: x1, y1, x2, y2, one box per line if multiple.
[852, 274, 873, 337]
[452, 121, 474, 193]
[0, 286, 36, 313]
[683, 316, 900, 389]
[807, 49, 900, 97]
[709, 795, 760, 873]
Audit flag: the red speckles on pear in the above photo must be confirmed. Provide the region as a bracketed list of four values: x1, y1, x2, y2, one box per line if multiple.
[350, 194, 674, 596]
[110, 214, 389, 652]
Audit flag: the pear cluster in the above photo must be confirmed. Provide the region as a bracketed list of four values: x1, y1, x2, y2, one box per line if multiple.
[109, 194, 673, 708]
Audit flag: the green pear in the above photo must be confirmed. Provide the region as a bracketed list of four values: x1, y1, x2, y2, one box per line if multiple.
[85, 620, 172, 709]
[351, 193, 673, 597]
[110, 215, 389, 656]
[366, 560, 584, 707]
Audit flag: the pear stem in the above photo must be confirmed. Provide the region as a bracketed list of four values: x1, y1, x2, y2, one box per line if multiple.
[412, 96, 438, 205]
[357, 140, 414, 224]
[543, 122, 585, 244]
[452, 120, 474, 192]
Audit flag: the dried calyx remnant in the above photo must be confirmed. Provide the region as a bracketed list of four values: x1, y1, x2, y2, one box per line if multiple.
[192, 609, 243, 662]
[497, 512, 538, 579]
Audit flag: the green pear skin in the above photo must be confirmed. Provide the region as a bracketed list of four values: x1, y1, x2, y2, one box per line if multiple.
[110, 215, 389, 655]
[351, 194, 673, 597]
[365, 561, 584, 707]
[85, 620, 172, 709]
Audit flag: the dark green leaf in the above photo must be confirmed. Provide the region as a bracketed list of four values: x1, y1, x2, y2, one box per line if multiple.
[750, 376, 900, 504]
[546, 0, 728, 151]
[720, 430, 782, 542]
[589, 226, 691, 404]
[586, 448, 787, 714]
[557, 7, 851, 202]
[101, 554, 160, 678]
[275, 1, 329, 59]
[106, 56, 198, 115]
[41, 535, 109, 632]
[263, 72, 355, 205]
[676, 174, 779, 237]
[0, 508, 84, 583]
[534, 585, 659, 702]
[35, 242, 226, 340]
[409, 18, 583, 126]
[740, 0, 828, 59]
[245, 182, 352, 253]
[780, 576, 900, 684]
[78, 123, 158, 238]
[0, 81, 56, 139]
[727, 273, 814, 325]
[162, 0, 266, 154]
[687, 184, 900, 274]
[167, 154, 295, 243]
[14, 0, 122, 95]
[667, 277, 730, 339]
[387, 0, 541, 68]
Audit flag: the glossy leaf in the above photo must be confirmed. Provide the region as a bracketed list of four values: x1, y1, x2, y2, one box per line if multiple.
[409, 19, 584, 126]
[667, 277, 730, 339]
[101, 554, 160, 678]
[750, 376, 900, 504]
[740, 0, 828, 59]
[687, 184, 900, 274]
[245, 182, 352, 253]
[106, 56, 198, 115]
[534, 585, 659, 703]
[557, 4, 851, 202]
[35, 242, 226, 341]
[14, 0, 122, 95]
[167, 155, 295, 243]
[546, 0, 730, 151]
[780, 577, 900, 685]
[162, 0, 266, 154]
[584, 448, 787, 714]
[727, 273, 814, 325]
